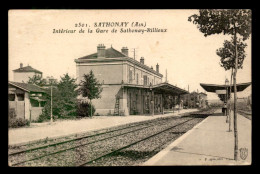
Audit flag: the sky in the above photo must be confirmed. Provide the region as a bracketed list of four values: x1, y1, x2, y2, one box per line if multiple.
[8, 10, 251, 100]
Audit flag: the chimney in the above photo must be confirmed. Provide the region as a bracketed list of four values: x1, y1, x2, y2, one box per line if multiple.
[140, 57, 144, 64]
[20, 63, 23, 68]
[156, 63, 159, 73]
[97, 44, 106, 58]
[121, 47, 128, 56]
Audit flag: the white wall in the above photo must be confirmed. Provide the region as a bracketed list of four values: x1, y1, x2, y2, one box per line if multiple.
[24, 92, 30, 120]
[13, 72, 41, 83]
[126, 63, 162, 86]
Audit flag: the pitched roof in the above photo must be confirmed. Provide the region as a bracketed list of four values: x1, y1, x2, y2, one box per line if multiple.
[76, 47, 163, 77]
[78, 47, 127, 59]
[13, 65, 42, 74]
[8, 81, 46, 93]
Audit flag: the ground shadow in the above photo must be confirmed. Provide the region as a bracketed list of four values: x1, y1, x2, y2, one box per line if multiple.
[169, 131, 187, 134]
[211, 112, 225, 117]
[109, 150, 159, 160]
[171, 146, 183, 151]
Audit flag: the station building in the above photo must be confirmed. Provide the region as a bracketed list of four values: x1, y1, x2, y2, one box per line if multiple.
[75, 44, 189, 116]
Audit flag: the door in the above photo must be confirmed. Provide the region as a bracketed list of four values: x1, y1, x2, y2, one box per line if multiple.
[143, 94, 145, 114]
[129, 92, 132, 115]
[16, 102, 25, 119]
[16, 93, 25, 119]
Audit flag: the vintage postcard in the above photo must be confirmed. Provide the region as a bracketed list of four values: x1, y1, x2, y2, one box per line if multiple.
[8, 9, 251, 166]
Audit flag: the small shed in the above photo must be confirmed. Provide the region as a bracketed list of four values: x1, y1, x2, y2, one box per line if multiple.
[8, 81, 47, 121]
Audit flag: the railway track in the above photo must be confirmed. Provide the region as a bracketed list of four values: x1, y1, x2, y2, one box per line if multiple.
[9, 116, 191, 166]
[77, 118, 197, 166]
[9, 117, 169, 156]
[237, 110, 252, 120]
[229, 109, 251, 120]
[88, 118, 203, 166]
[237, 110, 251, 115]
[9, 114, 207, 166]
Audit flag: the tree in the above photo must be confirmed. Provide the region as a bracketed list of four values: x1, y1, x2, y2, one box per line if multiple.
[27, 75, 59, 87]
[216, 37, 247, 131]
[216, 37, 247, 71]
[188, 10, 251, 41]
[188, 9, 251, 160]
[78, 70, 103, 117]
[56, 73, 78, 117]
[39, 74, 78, 121]
[27, 75, 47, 87]
[39, 86, 59, 122]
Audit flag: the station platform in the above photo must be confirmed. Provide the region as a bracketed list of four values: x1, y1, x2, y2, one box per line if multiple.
[143, 109, 251, 166]
[8, 109, 198, 146]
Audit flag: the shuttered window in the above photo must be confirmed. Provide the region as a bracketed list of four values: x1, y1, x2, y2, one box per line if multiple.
[17, 94, 24, 101]
[143, 75, 147, 86]
[136, 73, 139, 85]
[129, 70, 133, 83]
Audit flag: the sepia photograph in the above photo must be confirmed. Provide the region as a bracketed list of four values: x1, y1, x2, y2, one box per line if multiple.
[8, 9, 251, 166]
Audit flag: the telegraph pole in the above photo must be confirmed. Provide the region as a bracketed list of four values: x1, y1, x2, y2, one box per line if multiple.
[233, 28, 238, 161]
[132, 48, 137, 60]
[229, 69, 233, 131]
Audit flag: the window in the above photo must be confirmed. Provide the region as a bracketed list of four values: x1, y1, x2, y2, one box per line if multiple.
[136, 73, 139, 85]
[8, 94, 15, 101]
[17, 94, 24, 101]
[129, 70, 133, 83]
[143, 75, 147, 86]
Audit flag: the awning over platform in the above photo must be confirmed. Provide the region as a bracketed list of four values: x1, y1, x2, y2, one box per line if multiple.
[200, 82, 251, 93]
[153, 83, 189, 95]
[122, 82, 189, 95]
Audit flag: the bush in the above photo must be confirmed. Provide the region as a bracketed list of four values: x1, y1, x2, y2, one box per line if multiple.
[9, 118, 29, 128]
[8, 108, 29, 128]
[9, 108, 16, 119]
[37, 112, 50, 123]
[38, 104, 52, 122]
[77, 101, 95, 117]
